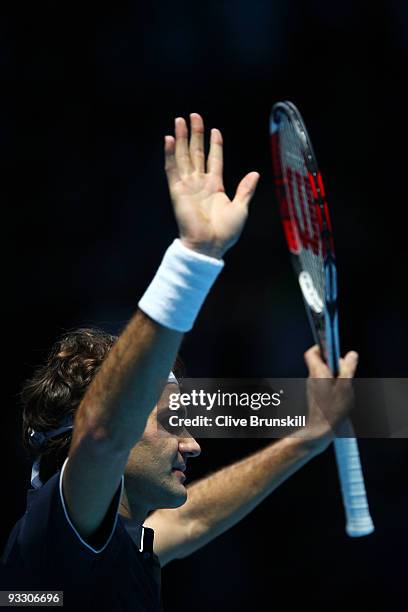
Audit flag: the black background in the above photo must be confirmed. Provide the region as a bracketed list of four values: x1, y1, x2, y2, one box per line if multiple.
[2, 1, 408, 610]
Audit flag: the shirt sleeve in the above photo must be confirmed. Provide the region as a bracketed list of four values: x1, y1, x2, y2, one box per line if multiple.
[20, 457, 124, 578]
[58, 456, 124, 552]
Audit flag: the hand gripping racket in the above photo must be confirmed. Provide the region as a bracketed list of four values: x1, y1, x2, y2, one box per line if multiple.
[270, 100, 374, 537]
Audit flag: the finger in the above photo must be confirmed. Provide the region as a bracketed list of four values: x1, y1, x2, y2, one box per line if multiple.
[175, 117, 193, 176]
[304, 344, 332, 378]
[232, 172, 260, 210]
[338, 351, 359, 379]
[164, 135, 181, 187]
[189, 113, 205, 173]
[207, 128, 223, 178]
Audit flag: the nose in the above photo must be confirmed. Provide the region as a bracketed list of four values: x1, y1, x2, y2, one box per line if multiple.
[179, 436, 201, 458]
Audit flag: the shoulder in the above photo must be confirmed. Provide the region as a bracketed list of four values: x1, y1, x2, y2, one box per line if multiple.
[3, 458, 125, 580]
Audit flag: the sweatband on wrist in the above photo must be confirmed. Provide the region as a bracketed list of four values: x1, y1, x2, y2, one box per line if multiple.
[138, 238, 224, 332]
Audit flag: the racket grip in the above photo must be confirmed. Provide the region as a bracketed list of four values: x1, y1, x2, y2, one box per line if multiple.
[333, 429, 374, 537]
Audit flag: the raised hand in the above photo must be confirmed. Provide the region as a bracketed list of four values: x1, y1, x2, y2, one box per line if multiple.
[164, 113, 260, 259]
[301, 345, 359, 453]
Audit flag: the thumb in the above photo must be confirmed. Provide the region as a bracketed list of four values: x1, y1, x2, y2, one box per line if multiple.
[338, 351, 359, 379]
[232, 172, 260, 210]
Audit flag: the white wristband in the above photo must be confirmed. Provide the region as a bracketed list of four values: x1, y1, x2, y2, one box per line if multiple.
[138, 239, 224, 332]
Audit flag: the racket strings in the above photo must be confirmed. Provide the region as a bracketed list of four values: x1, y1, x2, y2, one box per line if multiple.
[279, 115, 325, 305]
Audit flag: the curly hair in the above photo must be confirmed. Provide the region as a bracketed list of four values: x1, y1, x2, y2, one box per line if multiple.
[21, 328, 118, 485]
[21, 327, 185, 486]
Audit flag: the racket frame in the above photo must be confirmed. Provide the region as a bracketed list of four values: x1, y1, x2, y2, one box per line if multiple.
[271, 101, 340, 373]
[270, 101, 374, 537]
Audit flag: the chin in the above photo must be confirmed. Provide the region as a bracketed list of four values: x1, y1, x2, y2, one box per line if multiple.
[161, 485, 187, 509]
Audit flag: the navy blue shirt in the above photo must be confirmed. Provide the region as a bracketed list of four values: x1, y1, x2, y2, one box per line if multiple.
[1, 458, 161, 611]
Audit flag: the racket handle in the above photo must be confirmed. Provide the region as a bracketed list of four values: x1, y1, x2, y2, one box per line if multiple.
[333, 428, 374, 537]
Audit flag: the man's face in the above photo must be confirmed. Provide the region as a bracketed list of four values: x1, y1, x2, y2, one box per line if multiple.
[124, 384, 201, 513]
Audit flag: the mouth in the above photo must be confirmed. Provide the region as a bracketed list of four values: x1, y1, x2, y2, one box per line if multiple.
[172, 465, 187, 482]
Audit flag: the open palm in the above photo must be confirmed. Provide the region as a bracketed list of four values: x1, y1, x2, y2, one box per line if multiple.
[164, 114, 260, 259]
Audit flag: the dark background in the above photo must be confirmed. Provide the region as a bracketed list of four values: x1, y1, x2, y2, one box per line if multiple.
[2, 1, 408, 610]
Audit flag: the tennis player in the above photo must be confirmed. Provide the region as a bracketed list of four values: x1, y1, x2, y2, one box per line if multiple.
[1, 114, 359, 611]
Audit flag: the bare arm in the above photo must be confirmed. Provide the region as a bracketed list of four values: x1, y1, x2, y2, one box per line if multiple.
[71, 311, 181, 451]
[147, 346, 359, 564]
[147, 436, 316, 565]
[62, 113, 259, 542]
[63, 311, 182, 539]
[71, 113, 259, 454]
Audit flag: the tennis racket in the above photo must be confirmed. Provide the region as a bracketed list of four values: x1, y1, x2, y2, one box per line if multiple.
[270, 100, 374, 537]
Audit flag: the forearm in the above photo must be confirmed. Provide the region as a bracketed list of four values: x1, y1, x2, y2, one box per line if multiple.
[170, 349, 358, 556]
[74, 236, 225, 452]
[174, 437, 319, 555]
[76, 309, 182, 450]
